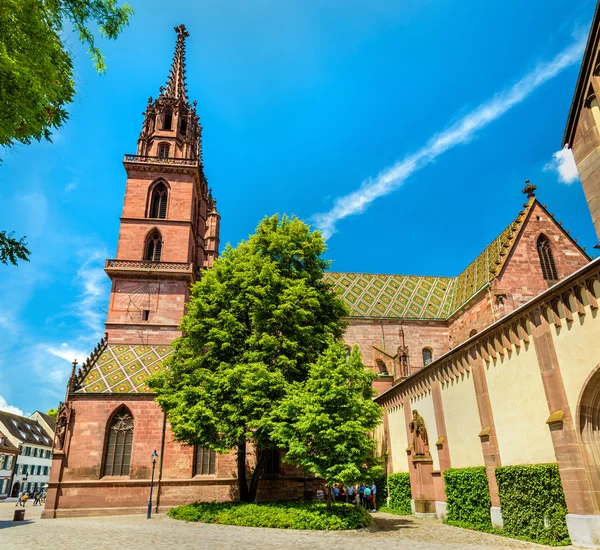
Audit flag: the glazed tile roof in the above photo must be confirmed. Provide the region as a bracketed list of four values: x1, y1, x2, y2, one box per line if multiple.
[326, 199, 533, 319]
[76, 344, 174, 394]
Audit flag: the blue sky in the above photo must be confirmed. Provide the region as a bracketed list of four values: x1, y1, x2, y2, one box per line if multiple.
[0, 0, 598, 415]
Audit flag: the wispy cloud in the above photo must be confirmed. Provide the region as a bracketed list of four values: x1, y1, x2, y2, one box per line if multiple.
[313, 36, 587, 239]
[544, 146, 580, 184]
[0, 396, 24, 416]
[73, 248, 110, 337]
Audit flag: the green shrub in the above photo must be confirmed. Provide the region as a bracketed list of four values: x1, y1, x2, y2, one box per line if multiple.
[385, 472, 411, 514]
[168, 501, 372, 530]
[495, 464, 570, 546]
[444, 466, 491, 530]
[373, 475, 388, 508]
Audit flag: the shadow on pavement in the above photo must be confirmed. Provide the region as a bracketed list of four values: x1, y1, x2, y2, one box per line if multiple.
[368, 514, 417, 532]
[0, 520, 35, 530]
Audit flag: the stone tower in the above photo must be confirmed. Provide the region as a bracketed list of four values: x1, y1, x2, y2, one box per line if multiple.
[104, 25, 220, 345]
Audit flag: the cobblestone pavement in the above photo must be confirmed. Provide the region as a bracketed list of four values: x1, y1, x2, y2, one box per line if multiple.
[0, 502, 574, 549]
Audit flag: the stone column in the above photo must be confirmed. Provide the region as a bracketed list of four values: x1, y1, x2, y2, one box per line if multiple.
[404, 396, 436, 518]
[469, 346, 503, 528]
[431, 379, 450, 520]
[530, 309, 600, 547]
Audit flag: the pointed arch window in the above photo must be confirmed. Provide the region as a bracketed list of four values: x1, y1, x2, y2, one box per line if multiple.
[163, 111, 173, 130]
[145, 230, 163, 262]
[537, 235, 558, 281]
[149, 182, 168, 219]
[103, 407, 134, 476]
[158, 143, 170, 159]
[422, 348, 433, 367]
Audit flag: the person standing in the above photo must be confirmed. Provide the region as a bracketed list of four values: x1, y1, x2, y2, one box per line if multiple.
[332, 484, 339, 502]
[15, 491, 22, 507]
[21, 492, 28, 507]
[346, 485, 355, 504]
[370, 481, 377, 512]
[364, 486, 372, 512]
[358, 484, 365, 507]
[33, 491, 41, 506]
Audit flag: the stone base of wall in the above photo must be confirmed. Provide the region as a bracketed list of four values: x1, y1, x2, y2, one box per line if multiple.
[42, 476, 322, 519]
[491, 506, 504, 529]
[435, 501, 447, 520]
[566, 514, 600, 548]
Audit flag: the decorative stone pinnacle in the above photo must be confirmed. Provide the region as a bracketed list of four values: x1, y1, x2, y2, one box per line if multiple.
[522, 180, 537, 198]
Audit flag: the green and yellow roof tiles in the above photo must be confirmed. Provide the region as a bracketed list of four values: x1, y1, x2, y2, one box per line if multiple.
[327, 199, 534, 320]
[76, 343, 172, 394]
[324, 272, 456, 319]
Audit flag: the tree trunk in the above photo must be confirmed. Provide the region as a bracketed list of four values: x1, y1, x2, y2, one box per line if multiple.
[327, 485, 332, 511]
[247, 448, 266, 503]
[237, 441, 250, 503]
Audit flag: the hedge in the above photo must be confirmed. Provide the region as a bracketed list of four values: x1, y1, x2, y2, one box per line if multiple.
[495, 464, 570, 546]
[444, 466, 491, 530]
[385, 472, 412, 514]
[168, 501, 372, 530]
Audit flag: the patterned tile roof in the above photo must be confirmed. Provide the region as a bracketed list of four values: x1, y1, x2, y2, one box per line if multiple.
[75, 344, 173, 394]
[327, 199, 534, 319]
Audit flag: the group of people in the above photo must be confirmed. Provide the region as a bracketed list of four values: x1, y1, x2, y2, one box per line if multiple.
[15, 489, 46, 507]
[332, 482, 377, 512]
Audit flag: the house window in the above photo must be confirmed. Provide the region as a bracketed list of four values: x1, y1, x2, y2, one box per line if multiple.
[142, 310, 150, 321]
[145, 230, 163, 262]
[43, 466, 49, 475]
[537, 235, 558, 281]
[32, 448, 38, 458]
[102, 407, 134, 477]
[194, 446, 216, 476]
[149, 182, 168, 219]
[158, 143, 170, 159]
[163, 111, 173, 130]
[422, 348, 433, 366]
[260, 448, 280, 475]
[22, 464, 28, 475]
[36, 465, 41, 475]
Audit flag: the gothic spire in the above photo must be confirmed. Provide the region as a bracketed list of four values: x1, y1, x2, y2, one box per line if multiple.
[161, 24, 190, 104]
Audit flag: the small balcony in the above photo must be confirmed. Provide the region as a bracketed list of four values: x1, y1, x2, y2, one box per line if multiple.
[104, 259, 196, 281]
[123, 154, 198, 167]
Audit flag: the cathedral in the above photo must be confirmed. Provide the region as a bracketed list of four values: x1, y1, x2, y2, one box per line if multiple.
[43, 20, 600, 546]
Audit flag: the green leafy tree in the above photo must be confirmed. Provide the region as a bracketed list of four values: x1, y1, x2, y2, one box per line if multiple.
[149, 215, 347, 503]
[0, 231, 30, 266]
[1, 0, 132, 265]
[272, 341, 383, 510]
[47, 408, 58, 419]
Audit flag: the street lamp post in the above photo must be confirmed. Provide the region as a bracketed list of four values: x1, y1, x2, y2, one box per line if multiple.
[146, 450, 159, 519]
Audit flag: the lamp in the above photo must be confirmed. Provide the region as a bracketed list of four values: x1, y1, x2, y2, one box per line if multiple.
[147, 450, 159, 519]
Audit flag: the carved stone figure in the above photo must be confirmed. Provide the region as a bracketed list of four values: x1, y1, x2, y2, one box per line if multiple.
[54, 415, 67, 451]
[409, 410, 428, 455]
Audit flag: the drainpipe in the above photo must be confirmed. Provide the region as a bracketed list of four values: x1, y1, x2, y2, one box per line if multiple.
[155, 412, 167, 513]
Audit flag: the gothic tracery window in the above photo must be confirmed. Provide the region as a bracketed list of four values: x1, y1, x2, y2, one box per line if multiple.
[537, 235, 558, 282]
[194, 446, 216, 476]
[422, 348, 433, 366]
[103, 407, 134, 477]
[145, 229, 163, 262]
[163, 111, 173, 130]
[149, 182, 168, 219]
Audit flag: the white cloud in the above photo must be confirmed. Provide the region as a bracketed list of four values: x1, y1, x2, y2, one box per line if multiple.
[64, 182, 78, 193]
[312, 36, 587, 239]
[45, 343, 89, 365]
[0, 396, 24, 416]
[544, 146, 580, 184]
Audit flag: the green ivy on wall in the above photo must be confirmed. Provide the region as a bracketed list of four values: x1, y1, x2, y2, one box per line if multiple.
[444, 466, 492, 530]
[495, 464, 570, 546]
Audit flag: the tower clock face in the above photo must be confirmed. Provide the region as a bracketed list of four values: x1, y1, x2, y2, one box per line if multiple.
[113, 281, 160, 314]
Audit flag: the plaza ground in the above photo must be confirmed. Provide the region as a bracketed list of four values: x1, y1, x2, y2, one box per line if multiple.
[0, 501, 576, 549]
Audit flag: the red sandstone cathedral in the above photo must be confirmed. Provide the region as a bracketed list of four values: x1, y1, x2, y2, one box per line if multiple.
[43, 25, 592, 518]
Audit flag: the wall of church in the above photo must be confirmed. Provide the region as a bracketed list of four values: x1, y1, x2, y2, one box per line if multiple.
[343, 319, 449, 374]
[485, 342, 556, 466]
[496, 203, 589, 310]
[120, 172, 195, 223]
[388, 405, 409, 473]
[551, 281, 600, 418]
[409, 391, 440, 471]
[448, 290, 495, 348]
[440, 371, 484, 468]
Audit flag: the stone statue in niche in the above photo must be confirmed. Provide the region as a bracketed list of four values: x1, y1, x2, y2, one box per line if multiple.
[409, 410, 429, 455]
[54, 415, 67, 452]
